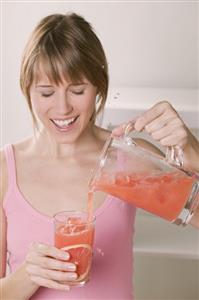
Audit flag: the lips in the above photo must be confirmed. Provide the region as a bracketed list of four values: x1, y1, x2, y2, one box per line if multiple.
[51, 116, 79, 131]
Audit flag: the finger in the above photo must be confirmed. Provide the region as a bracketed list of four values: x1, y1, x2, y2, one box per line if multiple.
[111, 125, 124, 137]
[134, 101, 175, 131]
[160, 134, 187, 147]
[151, 127, 173, 141]
[30, 243, 69, 261]
[145, 113, 179, 134]
[26, 264, 78, 282]
[30, 275, 70, 291]
[151, 123, 187, 146]
[26, 254, 76, 272]
[112, 121, 135, 137]
[112, 122, 129, 137]
[149, 119, 184, 141]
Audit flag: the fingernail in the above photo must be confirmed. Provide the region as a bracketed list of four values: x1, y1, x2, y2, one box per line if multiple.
[61, 252, 70, 260]
[134, 117, 144, 131]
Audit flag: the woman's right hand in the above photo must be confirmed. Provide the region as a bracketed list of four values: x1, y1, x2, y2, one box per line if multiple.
[25, 242, 77, 291]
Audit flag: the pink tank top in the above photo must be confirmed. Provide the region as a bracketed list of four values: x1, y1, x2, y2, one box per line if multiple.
[3, 144, 136, 300]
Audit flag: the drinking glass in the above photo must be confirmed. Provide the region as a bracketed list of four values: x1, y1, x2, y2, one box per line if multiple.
[54, 211, 95, 286]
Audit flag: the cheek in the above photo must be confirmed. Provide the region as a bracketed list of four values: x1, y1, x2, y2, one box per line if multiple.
[30, 96, 49, 116]
[29, 94, 38, 115]
[79, 97, 95, 115]
[31, 100, 42, 116]
[78, 91, 97, 114]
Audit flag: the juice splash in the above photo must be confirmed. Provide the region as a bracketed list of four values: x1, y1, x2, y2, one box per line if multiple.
[91, 171, 196, 222]
[55, 216, 95, 285]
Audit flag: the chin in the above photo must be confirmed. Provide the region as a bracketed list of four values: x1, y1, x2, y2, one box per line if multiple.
[49, 128, 83, 144]
[45, 118, 91, 144]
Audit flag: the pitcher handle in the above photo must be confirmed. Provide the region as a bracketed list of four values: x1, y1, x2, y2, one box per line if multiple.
[166, 146, 184, 168]
[123, 121, 137, 146]
[124, 121, 184, 168]
[124, 121, 184, 167]
[124, 121, 135, 136]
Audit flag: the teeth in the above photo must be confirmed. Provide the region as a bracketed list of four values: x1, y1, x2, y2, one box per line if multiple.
[53, 117, 76, 127]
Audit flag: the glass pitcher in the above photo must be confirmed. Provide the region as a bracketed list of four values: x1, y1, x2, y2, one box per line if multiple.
[89, 130, 199, 226]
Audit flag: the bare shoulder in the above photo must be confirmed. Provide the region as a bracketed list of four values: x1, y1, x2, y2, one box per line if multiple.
[94, 125, 111, 144]
[12, 137, 33, 153]
[0, 138, 33, 204]
[134, 138, 164, 156]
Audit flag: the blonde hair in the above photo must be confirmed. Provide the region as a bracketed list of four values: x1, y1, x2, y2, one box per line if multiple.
[20, 13, 109, 127]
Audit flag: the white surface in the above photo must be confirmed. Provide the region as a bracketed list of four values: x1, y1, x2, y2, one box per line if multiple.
[101, 87, 199, 130]
[105, 87, 198, 111]
[134, 210, 199, 300]
[134, 253, 199, 300]
[134, 210, 199, 260]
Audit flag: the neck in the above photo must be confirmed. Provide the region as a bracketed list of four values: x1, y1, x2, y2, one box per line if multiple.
[31, 125, 102, 159]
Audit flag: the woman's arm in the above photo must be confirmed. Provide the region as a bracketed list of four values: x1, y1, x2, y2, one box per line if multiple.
[1, 244, 74, 300]
[182, 132, 199, 229]
[1, 263, 39, 300]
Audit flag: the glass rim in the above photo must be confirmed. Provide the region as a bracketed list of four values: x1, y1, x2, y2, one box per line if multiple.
[53, 210, 96, 224]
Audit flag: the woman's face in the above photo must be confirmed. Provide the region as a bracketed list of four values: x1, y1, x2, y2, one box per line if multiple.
[29, 71, 97, 144]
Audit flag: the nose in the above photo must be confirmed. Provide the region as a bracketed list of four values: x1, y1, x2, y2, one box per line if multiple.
[55, 92, 73, 115]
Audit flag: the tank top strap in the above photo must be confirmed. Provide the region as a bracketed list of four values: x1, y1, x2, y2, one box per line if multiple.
[3, 144, 17, 188]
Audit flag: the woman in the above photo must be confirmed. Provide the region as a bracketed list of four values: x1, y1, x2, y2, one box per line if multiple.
[1, 12, 199, 300]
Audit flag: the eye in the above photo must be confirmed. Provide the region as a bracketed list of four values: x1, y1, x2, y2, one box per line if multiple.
[71, 90, 84, 95]
[41, 92, 54, 98]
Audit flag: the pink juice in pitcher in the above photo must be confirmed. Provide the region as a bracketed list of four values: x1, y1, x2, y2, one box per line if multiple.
[91, 171, 197, 222]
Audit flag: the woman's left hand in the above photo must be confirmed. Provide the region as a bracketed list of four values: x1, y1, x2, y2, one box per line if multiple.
[132, 101, 189, 148]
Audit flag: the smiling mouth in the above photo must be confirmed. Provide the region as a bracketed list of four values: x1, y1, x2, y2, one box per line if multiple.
[51, 116, 79, 130]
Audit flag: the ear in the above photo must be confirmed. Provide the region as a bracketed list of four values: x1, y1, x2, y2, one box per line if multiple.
[96, 93, 100, 103]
